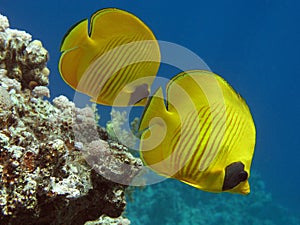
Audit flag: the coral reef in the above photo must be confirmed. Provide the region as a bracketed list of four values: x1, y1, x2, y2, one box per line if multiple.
[126, 172, 300, 225]
[85, 215, 130, 225]
[0, 15, 49, 90]
[0, 13, 141, 225]
[106, 109, 138, 149]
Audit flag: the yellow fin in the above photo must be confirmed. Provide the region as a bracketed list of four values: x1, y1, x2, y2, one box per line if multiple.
[60, 19, 89, 51]
[89, 8, 154, 41]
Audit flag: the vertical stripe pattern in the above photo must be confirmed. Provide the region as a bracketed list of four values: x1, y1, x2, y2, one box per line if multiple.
[139, 70, 256, 193]
[59, 8, 160, 106]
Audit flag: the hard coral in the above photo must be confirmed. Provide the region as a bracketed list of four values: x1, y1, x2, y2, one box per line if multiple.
[0, 86, 12, 128]
[84, 140, 143, 185]
[0, 15, 48, 90]
[0, 13, 141, 225]
[85, 215, 131, 225]
[126, 172, 300, 225]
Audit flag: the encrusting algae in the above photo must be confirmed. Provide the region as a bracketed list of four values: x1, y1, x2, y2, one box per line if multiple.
[0, 13, 141, 225]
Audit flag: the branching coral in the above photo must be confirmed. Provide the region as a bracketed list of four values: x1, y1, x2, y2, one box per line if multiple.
[106, 109, 140, 149]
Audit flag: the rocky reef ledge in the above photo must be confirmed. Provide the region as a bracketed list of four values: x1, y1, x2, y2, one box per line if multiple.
[0, 14, 142, 225]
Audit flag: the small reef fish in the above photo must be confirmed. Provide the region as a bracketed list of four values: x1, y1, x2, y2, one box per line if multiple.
[139, 70, 256, 194]
[59, 8, 160, 106]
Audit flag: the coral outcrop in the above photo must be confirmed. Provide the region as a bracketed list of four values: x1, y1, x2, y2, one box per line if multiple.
[126, 172, 300, 225]
[0, 13, 142, 225]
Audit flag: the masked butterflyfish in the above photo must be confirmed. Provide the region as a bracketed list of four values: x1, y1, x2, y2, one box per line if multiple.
[139, 70, 256, 194]
[59, 8, 160, 106]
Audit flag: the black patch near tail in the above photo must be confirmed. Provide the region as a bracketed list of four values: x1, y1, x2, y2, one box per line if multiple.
[222, 162, 248, 191]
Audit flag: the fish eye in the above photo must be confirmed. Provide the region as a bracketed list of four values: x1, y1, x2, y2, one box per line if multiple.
[222, 162, 248, 191]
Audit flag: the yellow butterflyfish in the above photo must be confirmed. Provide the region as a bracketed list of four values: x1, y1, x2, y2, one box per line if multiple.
[139, 70, 256, 194]
[59, 8, 160, 106]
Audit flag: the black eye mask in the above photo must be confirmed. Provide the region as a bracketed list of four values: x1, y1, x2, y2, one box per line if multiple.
[222, 162, 248, 191]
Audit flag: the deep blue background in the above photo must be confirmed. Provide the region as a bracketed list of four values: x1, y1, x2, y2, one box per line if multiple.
[1, 0, 299, 219]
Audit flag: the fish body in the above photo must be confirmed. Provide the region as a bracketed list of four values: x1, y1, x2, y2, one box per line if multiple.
[59, 8, 160, 106]
[139, 70, 256, 194]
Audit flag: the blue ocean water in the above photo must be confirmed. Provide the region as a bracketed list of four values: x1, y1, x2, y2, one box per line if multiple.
[1, 0, 299, 224]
